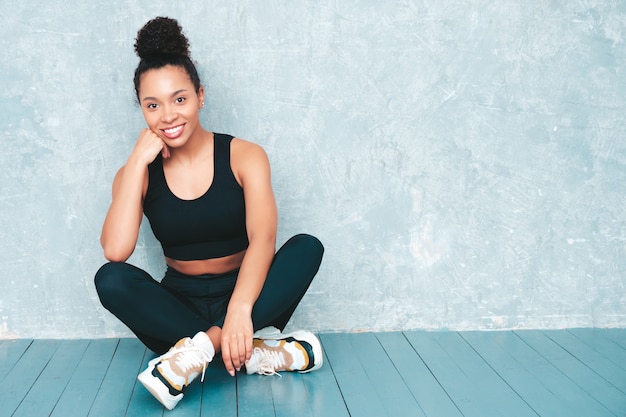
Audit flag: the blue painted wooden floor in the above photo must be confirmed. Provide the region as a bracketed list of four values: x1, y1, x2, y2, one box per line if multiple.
[1, 329, 625, 416]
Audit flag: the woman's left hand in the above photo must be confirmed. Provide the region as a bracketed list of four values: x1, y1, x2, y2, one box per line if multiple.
[221, 306, 254, 376]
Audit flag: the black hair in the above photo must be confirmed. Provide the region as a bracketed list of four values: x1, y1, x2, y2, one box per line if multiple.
[133, 17, 201, 101]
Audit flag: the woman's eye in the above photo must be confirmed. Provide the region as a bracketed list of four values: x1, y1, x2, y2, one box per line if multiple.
[146, 103, 158, 109]
[175, 97, 186, 104]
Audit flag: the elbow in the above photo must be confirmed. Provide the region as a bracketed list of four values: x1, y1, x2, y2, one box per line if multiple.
[103, 248, 131, 263]
[104, 252, 130, 263]
[101, 240, 132, 263]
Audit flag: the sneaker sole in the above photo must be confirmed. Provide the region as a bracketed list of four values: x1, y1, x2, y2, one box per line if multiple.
[137, 366, 182, 410]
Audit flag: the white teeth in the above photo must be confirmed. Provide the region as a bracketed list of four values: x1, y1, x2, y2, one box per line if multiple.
[164, 125, 183, 134]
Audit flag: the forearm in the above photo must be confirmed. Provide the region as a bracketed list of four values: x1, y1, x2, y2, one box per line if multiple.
[100, 159, 146, 261]
[227, 234, 276, 313]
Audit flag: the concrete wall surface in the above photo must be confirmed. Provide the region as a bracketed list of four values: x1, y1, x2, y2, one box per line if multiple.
[1, 1, 625, 338]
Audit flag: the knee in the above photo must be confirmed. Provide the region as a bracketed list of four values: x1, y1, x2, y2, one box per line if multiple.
[94, 261, 124, 290]
[94, 262, 133, 306]
[291, 233, 324, 260]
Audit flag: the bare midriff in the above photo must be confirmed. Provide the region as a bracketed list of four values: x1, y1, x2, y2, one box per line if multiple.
[165, 249, 247, 276]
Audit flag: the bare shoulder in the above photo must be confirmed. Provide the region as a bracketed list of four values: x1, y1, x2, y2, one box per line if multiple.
[231, 137, 268, 159]
[230, 137, 271, 184]
[231, 137, 270, 168]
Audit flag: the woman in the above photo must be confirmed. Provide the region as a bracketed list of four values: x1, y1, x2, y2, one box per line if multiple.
[94, 17, 324, 411]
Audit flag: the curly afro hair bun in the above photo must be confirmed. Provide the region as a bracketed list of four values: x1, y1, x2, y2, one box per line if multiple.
[134, 17, 190, 59]
[132, 17, 201, 101]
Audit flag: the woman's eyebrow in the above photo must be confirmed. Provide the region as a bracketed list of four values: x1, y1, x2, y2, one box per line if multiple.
[141, 89, 188, 102]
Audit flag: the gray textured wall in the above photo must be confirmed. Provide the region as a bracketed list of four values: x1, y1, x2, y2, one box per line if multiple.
[1, 1, 625, 338]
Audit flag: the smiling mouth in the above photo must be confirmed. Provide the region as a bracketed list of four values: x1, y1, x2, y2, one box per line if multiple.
[162, 124, 185, 139]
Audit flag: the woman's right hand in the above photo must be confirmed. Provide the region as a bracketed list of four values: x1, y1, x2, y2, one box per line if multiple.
[129, 128, 170, 166]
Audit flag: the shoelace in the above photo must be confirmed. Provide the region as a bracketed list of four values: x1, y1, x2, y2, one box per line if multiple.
[251, 346, 285, 377]
[162, 340, 213, 383]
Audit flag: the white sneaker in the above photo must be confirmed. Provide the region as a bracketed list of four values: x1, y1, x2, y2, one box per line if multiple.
[253, 326, 283, 338]
[137, 332, 214, 410]
[245, 330, 323, 376]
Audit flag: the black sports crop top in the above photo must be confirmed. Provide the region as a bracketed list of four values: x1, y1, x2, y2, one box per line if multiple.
[143, 133, 248, 260]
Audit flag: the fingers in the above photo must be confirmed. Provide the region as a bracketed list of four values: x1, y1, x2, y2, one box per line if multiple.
[161, 144, 171, 159]
[131, 129, 168, 165]
[150, 129, 170, 158]
[221, 312, 253, 376]
[222, 333, 244, 376]
[245, 334, 253, 362]
[221, 341, 235, 377]
[221, 330, 253, 377]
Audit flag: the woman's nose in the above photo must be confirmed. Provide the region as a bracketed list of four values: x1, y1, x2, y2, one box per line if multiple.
[160, 106, 177, 123]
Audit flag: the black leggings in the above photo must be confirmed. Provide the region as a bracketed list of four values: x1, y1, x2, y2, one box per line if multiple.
[94, 234, 323, 354]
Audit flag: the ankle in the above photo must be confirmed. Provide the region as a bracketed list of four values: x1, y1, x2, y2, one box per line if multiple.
[206, 326, 222, 352]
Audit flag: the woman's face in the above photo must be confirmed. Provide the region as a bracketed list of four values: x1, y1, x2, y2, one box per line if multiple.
[138, 65, 204, 148]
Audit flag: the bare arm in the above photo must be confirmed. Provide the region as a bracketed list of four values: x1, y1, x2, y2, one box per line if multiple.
[100, 129, 170, 262]
[221, 139, 278, 375]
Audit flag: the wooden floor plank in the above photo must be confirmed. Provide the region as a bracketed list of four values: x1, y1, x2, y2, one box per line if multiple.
[602, 328, 626, 349]
[567, 328, 626, 372]
[300, 348, 350, 417]
[544, 330, 626, 393]
[406, 331, 537, 417]
[320, 333, 388, 417]
[348, 332, 426, 416]
[404, 331, 482, 416]
[167, 372, 204, 417]
[0, 339, 60, 417]
[1, 330, 624, 416]
[50, 339, 121, 417]
[0, 339, 32, 381]
[377, 332, 463, 417]
[461, 331, 592, 417]
[12, 339, 90, 417]
[88, 338, 147, 417]
[125, 350, 165, 417]
[270, 372, 314, 417]
[437, 332, 540, 417]
[516, 330, 623, 416]
[236, 373, 276, 417]
[200, 358, 238, 417]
